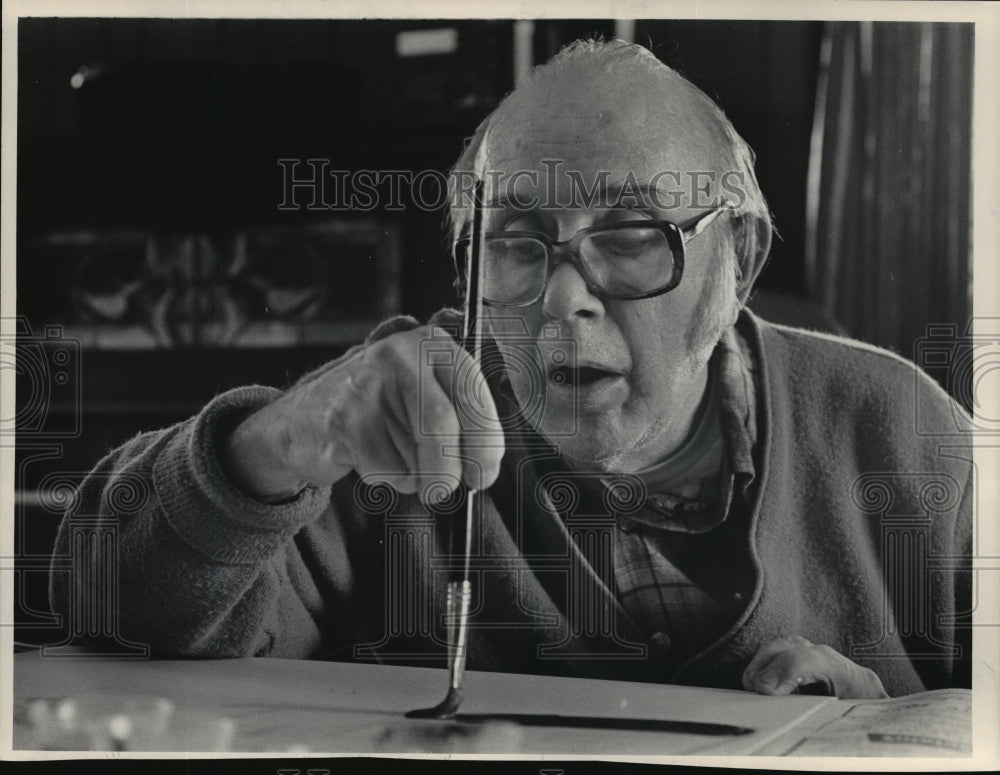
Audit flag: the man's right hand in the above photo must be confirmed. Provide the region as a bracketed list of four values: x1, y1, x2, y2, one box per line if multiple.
[220, 325, 506, 504]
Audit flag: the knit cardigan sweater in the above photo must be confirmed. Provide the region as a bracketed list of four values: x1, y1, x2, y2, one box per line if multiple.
[50, 311, 973, 696]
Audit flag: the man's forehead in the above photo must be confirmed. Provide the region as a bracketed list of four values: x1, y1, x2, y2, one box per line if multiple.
[482, 66, 720, 178]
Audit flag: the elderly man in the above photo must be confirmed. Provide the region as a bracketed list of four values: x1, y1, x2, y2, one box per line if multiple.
[51, 39, 971, 700]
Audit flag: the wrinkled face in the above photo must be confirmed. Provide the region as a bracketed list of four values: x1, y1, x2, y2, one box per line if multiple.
[475, 65, 739, 472]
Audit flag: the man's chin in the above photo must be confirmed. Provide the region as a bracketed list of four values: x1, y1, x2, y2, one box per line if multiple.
[535, 423, 635, 473]
[511, 388, 634, 466]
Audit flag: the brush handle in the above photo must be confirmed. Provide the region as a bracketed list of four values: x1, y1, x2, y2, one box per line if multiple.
[444, 178, 484, 703]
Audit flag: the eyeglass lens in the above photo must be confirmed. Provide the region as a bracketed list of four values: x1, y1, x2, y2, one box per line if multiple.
[482, 226, 675, 304]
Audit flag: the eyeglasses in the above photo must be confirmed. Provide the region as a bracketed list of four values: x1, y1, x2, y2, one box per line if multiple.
[454, 204, 731, 307]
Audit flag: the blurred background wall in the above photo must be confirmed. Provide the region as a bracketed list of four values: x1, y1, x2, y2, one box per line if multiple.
[10, 18, 973, 650]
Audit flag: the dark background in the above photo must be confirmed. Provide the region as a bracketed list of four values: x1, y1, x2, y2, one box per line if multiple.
[11, 17, 833, 648]
[17, 18, 820, 301]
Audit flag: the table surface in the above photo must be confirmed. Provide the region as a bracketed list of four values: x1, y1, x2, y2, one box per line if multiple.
[11, 648, 838, 756]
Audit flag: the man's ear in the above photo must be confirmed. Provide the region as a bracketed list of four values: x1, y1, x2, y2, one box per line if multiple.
[735, 214, 773, 305]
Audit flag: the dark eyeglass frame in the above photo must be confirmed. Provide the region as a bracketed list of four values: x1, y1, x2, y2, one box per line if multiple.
[453, 204, 731, 307]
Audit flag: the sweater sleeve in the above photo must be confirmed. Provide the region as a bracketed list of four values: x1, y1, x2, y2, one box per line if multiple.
[48, 385, 332, 658]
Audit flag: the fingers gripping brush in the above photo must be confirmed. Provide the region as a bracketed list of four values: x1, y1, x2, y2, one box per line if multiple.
[406, 146, 489, 721]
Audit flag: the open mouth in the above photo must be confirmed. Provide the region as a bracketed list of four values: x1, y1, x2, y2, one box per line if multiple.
[549, 365, 621, 387]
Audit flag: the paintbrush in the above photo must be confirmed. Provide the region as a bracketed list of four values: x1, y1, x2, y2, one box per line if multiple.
[406, 146, 488, 721]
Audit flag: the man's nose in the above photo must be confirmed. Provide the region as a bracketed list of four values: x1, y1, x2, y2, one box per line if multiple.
[542, 260, 604, 321]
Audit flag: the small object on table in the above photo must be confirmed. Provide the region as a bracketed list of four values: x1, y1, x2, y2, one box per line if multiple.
[107, 714, 133, 751]
[27, 694, 174, 751]
[24, 694, 236, 752]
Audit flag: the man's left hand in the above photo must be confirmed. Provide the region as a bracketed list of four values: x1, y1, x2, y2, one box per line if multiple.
[742, 635, 889, 699]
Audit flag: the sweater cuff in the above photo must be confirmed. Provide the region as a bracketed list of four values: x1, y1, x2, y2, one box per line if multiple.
[152, 385, 329, 565]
